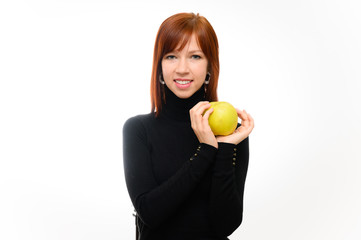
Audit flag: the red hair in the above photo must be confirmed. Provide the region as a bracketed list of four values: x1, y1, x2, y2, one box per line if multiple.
[150, 12, 219, 116]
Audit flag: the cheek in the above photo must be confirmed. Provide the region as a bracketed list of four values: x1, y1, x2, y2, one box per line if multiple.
[161, 62, 173, 77]
[161, 64, 168, 79]
[161, 61, 165, 74]
[195, 62, 208, 76]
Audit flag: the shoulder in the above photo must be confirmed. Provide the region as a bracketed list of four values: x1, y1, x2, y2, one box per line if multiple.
[123, 112, 155, 126]
[123, 113, 155, 135]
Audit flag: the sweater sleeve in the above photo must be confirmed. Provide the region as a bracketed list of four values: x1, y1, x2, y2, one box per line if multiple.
[122, 116, 217, 229]
[209, 136, 249, 237]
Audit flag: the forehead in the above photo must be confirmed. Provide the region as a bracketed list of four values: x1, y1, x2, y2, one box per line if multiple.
[174, 34, 202, 52]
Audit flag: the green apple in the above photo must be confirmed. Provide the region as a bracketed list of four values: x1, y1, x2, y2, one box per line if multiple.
[207, 101, 238, 136]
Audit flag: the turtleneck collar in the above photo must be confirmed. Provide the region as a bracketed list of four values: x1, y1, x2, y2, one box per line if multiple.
[160, 85, 206, 122]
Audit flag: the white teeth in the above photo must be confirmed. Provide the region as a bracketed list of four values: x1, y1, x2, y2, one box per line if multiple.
[175, 80, 191, 84]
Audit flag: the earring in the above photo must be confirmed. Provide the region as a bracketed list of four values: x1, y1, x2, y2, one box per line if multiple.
[204, 72, 211, 84]
[159, 73, 165, 85]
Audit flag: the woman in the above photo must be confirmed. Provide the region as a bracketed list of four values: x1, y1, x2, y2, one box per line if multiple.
[123, 12, 254, 240]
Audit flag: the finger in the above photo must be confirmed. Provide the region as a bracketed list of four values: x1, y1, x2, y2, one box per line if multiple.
[191, 102, 209, 116]
[237, 109, 248, 122]
[195, 103, 212, 116]
[235, 108, 242, 115]
[240, 110, 251, 128]
[236, 108, 243, 120]
[243, 110, 249, 120]
[248, 113, 254, 129]
[192, 101, 210, 111]
[235, 109, 247, 128]
[243, 113, 254, 132]
[190, 101, 209, 121]
[236, 108, 246, 118]
[202, 107, 214, 120]
[190, 102, 211, 131]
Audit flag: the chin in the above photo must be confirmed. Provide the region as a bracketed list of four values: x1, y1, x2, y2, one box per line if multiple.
[174, 91, 193, 99]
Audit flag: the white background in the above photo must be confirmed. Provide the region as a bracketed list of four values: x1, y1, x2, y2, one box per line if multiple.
[1, 0, 360, 239]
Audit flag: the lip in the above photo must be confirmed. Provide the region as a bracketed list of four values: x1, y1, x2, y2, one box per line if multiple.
[174, 79, 193, 89]
[174, 78, 192, 81]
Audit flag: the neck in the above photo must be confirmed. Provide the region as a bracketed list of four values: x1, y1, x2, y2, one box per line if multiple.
[160, 85, 206, 122]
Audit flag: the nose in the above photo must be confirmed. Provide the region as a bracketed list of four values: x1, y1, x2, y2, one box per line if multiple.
[175, 57, 189, 75]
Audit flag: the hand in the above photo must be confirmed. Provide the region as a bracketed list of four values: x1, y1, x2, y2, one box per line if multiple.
[190, 101, 218, 149]
[216, 109, 254, 145]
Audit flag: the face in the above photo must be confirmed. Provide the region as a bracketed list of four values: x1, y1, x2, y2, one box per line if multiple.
[161, 34, 208, 99]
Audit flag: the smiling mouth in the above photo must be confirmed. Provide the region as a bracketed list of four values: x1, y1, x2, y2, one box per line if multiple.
[174, 79, 192, 89]
[174, 79, 193, 85]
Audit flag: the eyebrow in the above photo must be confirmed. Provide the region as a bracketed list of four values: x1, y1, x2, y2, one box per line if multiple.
[167, 49, 203, 54]
[188, 50, 203, 54]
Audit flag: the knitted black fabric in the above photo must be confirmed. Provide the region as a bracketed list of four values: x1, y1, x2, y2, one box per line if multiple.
[123, 86, 249, 240]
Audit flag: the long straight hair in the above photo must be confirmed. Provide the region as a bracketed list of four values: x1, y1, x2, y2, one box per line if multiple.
[150, 13, 219, 116]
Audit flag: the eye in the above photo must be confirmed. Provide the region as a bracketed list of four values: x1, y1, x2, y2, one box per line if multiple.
[165, 55, 176, 60]
[191, 55, 201, 59]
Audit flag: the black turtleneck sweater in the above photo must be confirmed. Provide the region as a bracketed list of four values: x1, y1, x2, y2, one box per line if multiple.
[123, 86, 249, 240]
